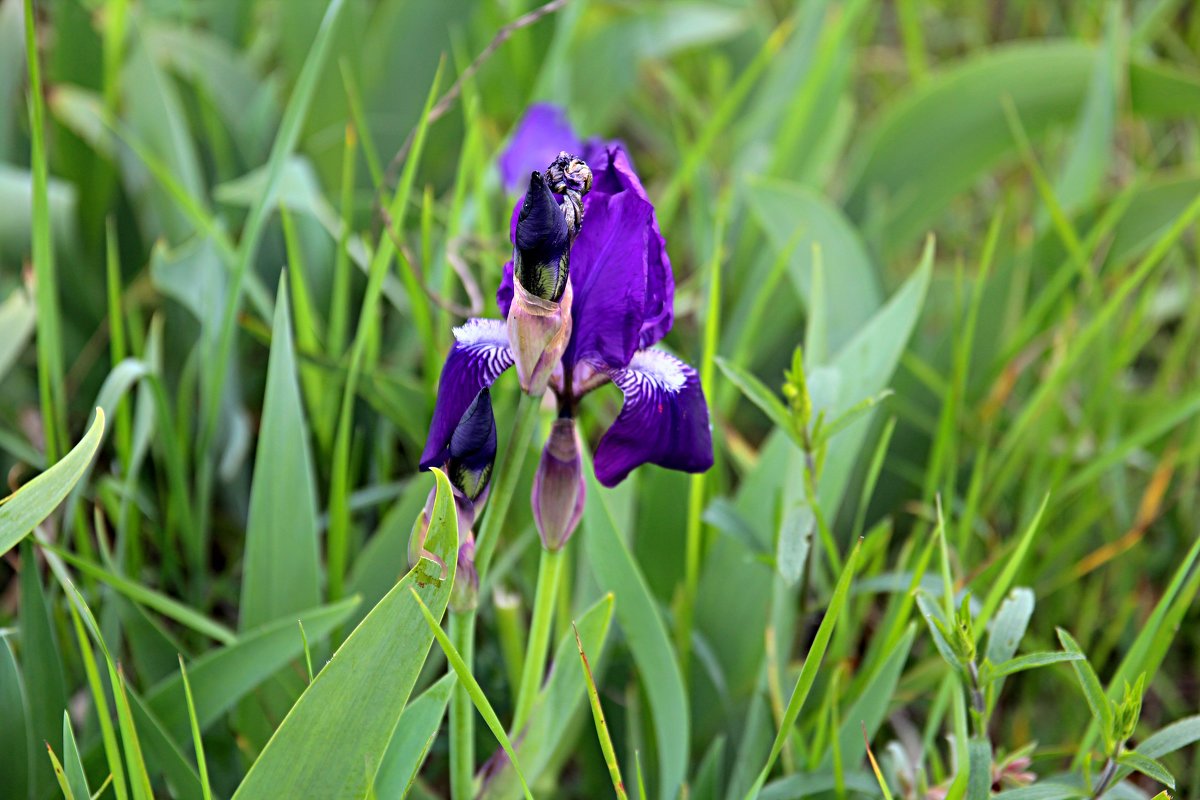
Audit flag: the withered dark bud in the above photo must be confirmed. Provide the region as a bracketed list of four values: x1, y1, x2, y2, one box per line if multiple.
[447, 388, 497, 502]
[515, 171, 571, 302]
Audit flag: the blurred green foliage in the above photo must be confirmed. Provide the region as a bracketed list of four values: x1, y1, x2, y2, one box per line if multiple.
[1, 0, 1200, 798]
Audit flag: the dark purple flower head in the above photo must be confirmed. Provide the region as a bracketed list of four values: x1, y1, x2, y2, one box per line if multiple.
[422, 105, 712, 495]
[446, 388, 497, 502]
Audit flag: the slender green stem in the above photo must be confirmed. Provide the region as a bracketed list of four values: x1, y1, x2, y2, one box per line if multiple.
[449, 611, 476, 800]
[512, 546, 565, 731]
[475, 393, 542, 578]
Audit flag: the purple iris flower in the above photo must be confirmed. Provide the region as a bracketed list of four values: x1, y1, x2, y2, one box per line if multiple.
[422, 106, 713, 546]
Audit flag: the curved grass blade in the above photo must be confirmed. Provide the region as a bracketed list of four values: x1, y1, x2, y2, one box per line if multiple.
[575, 621, 627, 800]
[0, 409, 105, 557]
[413, 588, 534, 800]
[744, 540, 862, 798]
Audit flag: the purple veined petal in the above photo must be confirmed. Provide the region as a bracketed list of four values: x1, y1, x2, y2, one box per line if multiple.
[498, 104, 583, 194]
[419, 319, 514, 470]
[593, 348, 714, 488]
[561, 188, 653, 373]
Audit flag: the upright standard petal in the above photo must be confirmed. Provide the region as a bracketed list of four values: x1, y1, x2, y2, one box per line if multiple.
[560, 188, 653, 374]
[498, 104, 583, 193]
[586, 145, 675, 348]
[594, 349, 714, 487]
[420, 319, 514, 470]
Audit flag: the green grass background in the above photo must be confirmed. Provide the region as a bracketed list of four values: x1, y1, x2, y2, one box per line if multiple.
[1, 0, 1199, 798]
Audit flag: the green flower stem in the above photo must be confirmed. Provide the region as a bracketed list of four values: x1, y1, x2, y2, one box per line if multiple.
[449, 610, 476, 800]
[513, 546, 566, 731]
[475, 392, 543, 578]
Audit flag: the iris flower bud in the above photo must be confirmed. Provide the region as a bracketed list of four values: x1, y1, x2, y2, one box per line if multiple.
[514, 171, 571, 302]
[507, 157, 591, 396]
[411, 389, 495, 574]
[532, 418, 586, 551]
[447, 388, 497, 502]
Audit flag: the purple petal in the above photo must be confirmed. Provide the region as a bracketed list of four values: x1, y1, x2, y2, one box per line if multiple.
[594, 349, 714, 488]
[587, 146, 675, 348]
[419, 319, 514, 470]
[496, 144, 674, 354]
[561, 188, 653, 373]
[498, 104, 583, 194]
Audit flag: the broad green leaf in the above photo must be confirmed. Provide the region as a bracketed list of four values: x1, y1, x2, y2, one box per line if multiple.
[1139, 715, 1200, 759]
[993, 783, 1089, 800]
[1056, 629, 1114, 752]
[846, 43, 1200, 251]
[19, 540, 68, 797]
[120, 26, 206, 241]
[760, 771, 879, 800]
[984, 588, 1035, 667]
[481, 594, 616, 800]
[1116, 751, 1174, 790]
[0, 409, 105, 557]
[0, 165, 76, 282]
[62, 713, 90, 800]
[0, 636, 30, 800]
[818, 239, 933, 519]
[584, 465, 688, 800]
[984, 652, 1083, 682]
[821, 625, 915, 772]
[1053, 5, 1122, 215]
[966, 738, 992, 800]
[232, 467, 458, 799]
[374, 674, 456, 798]
[240, 275, 321, 630]
[0, 286, 35, 382]
[776, 502, 813, 586]
[745, 177, 882, 353]
[143, 598, 359, 742]
[691, 736, 725, 800]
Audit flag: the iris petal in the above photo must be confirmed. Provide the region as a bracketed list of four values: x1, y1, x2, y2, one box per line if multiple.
[561, 188, 652, 373]
[498, 144, 674, 364]
[419, 319, 514, 470]
[594, 349, 714, 487]
[498, 104, 583, 193]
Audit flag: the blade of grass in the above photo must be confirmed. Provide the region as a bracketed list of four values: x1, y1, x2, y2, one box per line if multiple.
[177, 657, 212, 800]
[575, 622, 627, 800]
[23, 0, 67, 461]
[744, 540, 862, 798]
[200, 0, 348, 457]
[327, 59, 443, 603]
[413, 588, 534, 800]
